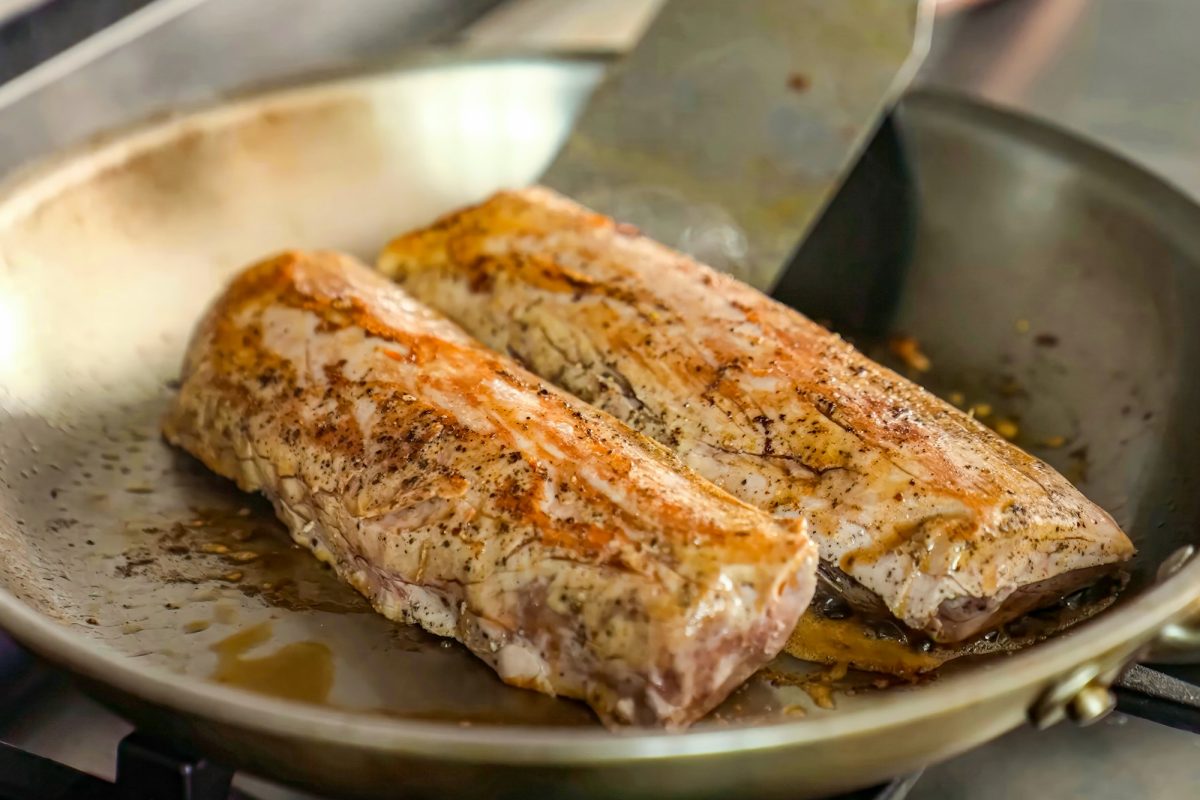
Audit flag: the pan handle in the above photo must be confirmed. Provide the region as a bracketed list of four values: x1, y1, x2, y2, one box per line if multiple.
[1142, 601, 1200, 664]
[1111, 583, 1200, 734]
[1141, 545, 1200, 664]
[1029, 546, 1200, 730]
[1137, 566, 1200, 666]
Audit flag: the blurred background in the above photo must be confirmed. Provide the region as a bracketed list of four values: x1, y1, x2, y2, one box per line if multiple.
[1, 0, 1198, 195]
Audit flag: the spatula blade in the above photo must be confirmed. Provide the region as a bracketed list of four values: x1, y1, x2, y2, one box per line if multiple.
[542, 0, 932, 290]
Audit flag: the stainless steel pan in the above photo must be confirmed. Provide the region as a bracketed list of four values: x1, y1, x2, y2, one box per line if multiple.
[0, 52, 1198, 799]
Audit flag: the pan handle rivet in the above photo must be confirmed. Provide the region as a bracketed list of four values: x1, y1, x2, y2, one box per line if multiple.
[1066, 683, 1116, 726]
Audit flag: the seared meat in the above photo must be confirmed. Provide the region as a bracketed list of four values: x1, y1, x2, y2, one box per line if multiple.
[163, 250, 816, 728]
[379, 188, 1135, 644]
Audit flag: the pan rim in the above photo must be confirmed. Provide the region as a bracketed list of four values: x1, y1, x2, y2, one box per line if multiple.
[1, 49, 1198, 763]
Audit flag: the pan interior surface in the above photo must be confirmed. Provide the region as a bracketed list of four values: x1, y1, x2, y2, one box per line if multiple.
[0, 53, 1199, 795]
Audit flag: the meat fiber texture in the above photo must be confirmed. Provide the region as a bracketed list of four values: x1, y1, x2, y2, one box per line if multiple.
[379, 188, 1134, 645]
[164, 250, 817, 728]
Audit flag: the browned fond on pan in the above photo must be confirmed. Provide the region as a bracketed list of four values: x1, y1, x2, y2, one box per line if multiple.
[162, 250, 817, 728]
[377, 187, 1135, 653]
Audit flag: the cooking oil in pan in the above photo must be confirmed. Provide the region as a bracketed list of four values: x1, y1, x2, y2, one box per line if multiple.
[210, 621, 334, 705]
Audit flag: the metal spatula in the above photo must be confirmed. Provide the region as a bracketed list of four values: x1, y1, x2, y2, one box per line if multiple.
[541, 0, 932, 331]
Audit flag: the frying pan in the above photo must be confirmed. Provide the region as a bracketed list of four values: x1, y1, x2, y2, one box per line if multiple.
[0, 51, 1199, 800]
